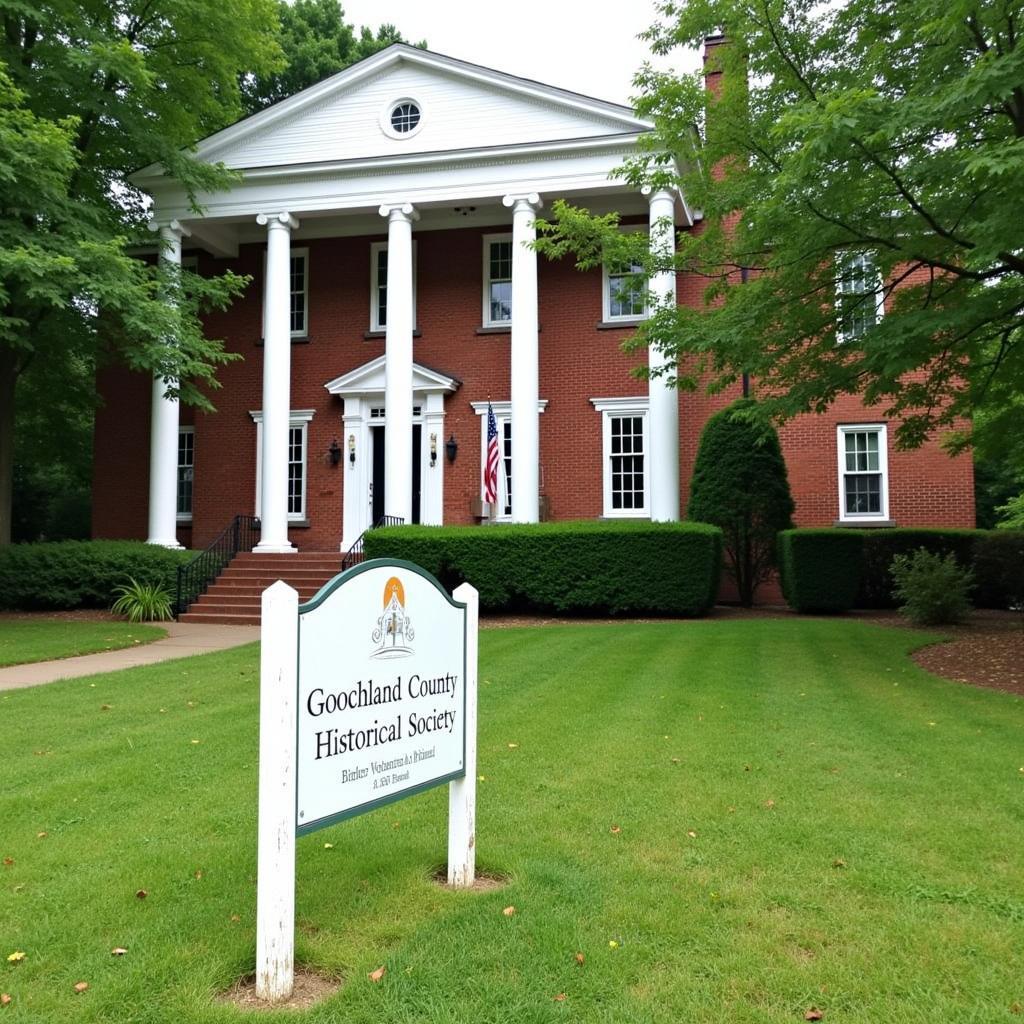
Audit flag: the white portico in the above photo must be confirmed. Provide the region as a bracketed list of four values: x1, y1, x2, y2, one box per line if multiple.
[133, 44, 693, 548]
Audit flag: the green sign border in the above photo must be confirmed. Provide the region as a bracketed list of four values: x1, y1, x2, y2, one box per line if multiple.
[294, 558, 468, 838]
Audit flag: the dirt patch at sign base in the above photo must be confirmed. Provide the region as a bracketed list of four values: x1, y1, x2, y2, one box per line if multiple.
[217, 969, 341, 1011]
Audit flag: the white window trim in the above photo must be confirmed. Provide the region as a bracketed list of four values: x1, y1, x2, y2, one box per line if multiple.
[379, 96, 426, 141]
[260, 247, 309, 340]
[471, 399, 548, 522]
[481, 232, 513, 328]
[837, 423, 889, 522]
[250, 409, 315, 521]
[835, 249, 884, 343]
[176, 425, 194, 523]
[370, 240, 418, 333]
[602, 226, 649, 324]
[591, 396, 650, 518]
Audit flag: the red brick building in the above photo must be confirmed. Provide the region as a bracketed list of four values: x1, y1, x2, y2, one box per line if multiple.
[93, 43, 974, 563]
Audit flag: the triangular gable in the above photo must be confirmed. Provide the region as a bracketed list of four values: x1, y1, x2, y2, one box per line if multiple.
[134, 45, 650, 180]
[325, 356, 460, 397]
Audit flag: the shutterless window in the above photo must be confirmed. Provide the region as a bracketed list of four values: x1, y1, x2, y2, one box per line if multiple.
[610, 415, 645, 511]
[177, 428, 194, 519]
[482, 235, 513, 326]
[606, 260, 646, 320]
[836, 250, 882, 341]
[288, 425, 305, 517]
[289, 251, 308, 336]
[839, 425, 888, 520]
[370, 242, 416, 332]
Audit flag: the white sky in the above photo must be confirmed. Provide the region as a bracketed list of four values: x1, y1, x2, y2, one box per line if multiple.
[339, 0, 701, 107]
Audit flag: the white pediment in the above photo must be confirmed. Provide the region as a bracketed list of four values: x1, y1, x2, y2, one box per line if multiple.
[324, 356, 460, 397]
[176, 46, 651, 174]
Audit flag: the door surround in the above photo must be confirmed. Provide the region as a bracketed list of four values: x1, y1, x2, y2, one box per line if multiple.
[325, 356, 459, 550]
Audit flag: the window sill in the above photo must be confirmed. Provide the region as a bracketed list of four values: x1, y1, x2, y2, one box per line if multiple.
[176, 518, 193, 526]
[832, 519, 895, 528]
[598, 514, 651, 520]
[287, 519, 311, 529]
[596, 319, 647, 330]
[476, 325, 511, 335]
[256, 336, 311, 346]
[364, 330, 422, 340]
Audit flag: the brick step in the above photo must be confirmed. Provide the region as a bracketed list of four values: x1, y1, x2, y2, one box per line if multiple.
[178, 610, 262, 626]
[201, 584, 325, 600]
[219, 568, 341, 582]
[233, 553, 342, 566]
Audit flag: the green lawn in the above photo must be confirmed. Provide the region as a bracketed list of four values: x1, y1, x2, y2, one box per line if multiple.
[0, 620, 166, 667]
[1, 620, 1021, 1023]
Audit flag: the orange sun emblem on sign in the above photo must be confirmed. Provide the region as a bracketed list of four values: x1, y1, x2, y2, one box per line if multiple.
[383, 576, 405, 609]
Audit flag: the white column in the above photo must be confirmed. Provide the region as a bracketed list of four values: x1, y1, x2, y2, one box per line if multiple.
[646, 188, 680, 522]
[422, 392, 445, 526]
[255, 212, 299, 553]
[502, 192, 542, 524]
[146, 219, 190, 548]
[378, 203, 418, 524]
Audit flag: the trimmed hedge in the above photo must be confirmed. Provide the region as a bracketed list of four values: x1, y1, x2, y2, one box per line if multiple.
[362, 520, 723, 616]
[778, 529, 863, 613]
[0, 541, 193, 611]
[777, 527, 1024, 612]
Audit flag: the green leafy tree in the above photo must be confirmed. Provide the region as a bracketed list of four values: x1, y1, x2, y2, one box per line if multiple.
[538, 0, 1024, 466]
[242, 0, 425, 113]
[0, 1, 284, 545]
[687, 399, 795, 606]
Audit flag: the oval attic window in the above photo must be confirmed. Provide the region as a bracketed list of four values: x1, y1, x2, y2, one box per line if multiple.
[390, 101, 421, 134]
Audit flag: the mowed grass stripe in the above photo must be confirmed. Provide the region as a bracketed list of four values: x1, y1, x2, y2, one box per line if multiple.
[0, 620, 1021, 1023]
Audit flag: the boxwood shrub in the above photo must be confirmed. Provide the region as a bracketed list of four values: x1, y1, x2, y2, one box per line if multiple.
[0, 540, 193, 611]
[362, 520, 723, 616]
[777, 527, 1024, 613]
[778, 529, 863, 612]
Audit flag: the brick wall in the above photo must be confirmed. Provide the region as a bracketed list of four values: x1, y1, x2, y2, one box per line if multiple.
[92, 223, 975, 553]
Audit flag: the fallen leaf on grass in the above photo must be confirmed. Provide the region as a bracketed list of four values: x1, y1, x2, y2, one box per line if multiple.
[230, 914, 241, 923]
[687, 830, 697, 838]
[502, 906, 516, 917]
[323, 843, 334, 850]
[190, 739, 200, 745]
[135, 889, 148, 899]
[765, 799, 776, 809]
[5, 953, 24, 964]
[507, 743, 518, 749]
[553, 993, 566, 1002]
[608, 940, 619, 949]
[111, 948, 127, 956]
[101, 704, 112, 711]
[193, 870, 203, 880]
[610, 825, 622, 835]
[36, 832, 47, 839]
[2, 858, 12, 867]
[368, 966, 386, 983]
[804, 1010, 823, 1021]
[832, 858, 847, 869]
[574, 953, 585, 965]
[0, 993, 10, 1005]
[1009, 1001, 1021, 1014]
[73, 982, 88, 994]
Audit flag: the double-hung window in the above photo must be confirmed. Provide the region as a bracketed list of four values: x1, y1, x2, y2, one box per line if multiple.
[370, 241, 417, 332]
[602, 228, 649, 323]
[837, 424, 889, 522]
[591, 397, 650, 517]
[251, 409, 315, 522]
[836, 250, 883, 342]
[261, 248, 308, 340]
[472, 400, 547, 520]
[176, 427, 194, 522]
[482, 234, 513, 327]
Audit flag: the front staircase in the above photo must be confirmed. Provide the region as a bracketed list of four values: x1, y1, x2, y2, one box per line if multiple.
[178, 552, 344, 625]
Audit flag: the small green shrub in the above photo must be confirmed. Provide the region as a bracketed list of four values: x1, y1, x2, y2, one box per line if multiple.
[363, 520, 723, 616]
[778, 529, 864, 613]
[111, 577, 174, 623]
[890, 548, 974, 626]
[0, 541, 192, 611]
[855, 529, 977, 608]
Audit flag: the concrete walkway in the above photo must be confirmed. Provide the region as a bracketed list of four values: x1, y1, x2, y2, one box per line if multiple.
[0, 621, 260, 691]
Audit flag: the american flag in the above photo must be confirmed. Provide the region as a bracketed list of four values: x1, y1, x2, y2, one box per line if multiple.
[483, 402, 499, 505]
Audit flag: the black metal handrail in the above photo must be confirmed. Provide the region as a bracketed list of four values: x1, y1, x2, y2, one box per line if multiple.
[341, 515, 405, 571]
[175, 514, 261, 617]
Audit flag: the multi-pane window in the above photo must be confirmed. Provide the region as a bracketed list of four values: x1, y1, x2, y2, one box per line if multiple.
[370, 242, 416, 332]
[289, 251, 308, 336]
[610, 416, 645, 510]
[287, 425, 305, 517]
[838, 424, 888, 521]
[390, 102, 421, 133]
[473, 400, 547, 521]
[482, 235, 513, 326]
[836, 250, 882, 341]
[593, 398, 649, 517]
[176, 428, 194, 520]
[605, 259, 647, 320]
[251, 410, 313, 522]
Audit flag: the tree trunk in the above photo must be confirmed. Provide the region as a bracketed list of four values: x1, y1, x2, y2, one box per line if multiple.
[0, 345, 16, 546]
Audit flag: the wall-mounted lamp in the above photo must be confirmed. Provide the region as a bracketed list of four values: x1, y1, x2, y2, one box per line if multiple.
[328, 438, 342, 466]
[445, 434, 458, 464]
[430, 432, 438, 468]
[348, 434, 356, 466]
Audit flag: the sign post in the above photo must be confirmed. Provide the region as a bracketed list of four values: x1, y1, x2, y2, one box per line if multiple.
[255, 561, 477, 1003]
